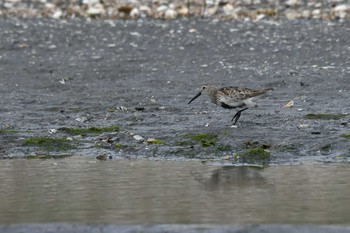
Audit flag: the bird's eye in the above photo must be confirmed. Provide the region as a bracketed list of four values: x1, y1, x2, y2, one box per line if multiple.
[202, 86, 206, 89]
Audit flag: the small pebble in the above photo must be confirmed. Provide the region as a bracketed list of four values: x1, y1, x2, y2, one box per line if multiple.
[96, 153, 107, 161]
[133, 135, 144, 141]
[311, 131, 321, 135]
[284, 100, 294, 108]
[75, 117, 88, 123]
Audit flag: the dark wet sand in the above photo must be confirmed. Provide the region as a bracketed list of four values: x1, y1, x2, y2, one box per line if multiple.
[0, 19, 349, 162]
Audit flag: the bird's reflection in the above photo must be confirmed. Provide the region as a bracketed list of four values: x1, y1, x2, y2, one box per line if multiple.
[192, 166, 270, 191]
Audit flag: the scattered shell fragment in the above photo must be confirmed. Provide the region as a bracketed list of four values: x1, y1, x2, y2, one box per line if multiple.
[286, 0, 302, 7]
[75, 117, 88, 123]
[204, 7, 218, 17]
[164, 8, 177, 19]
[284, 101, 294, 108]
[130, 8, 140, 18]
[223, 4, 234, 15]
[16, 43, 29, 49]
[87, 3, 105, 16]
[332, 4, 350, 19]
[256, 14, 265, 21]
[133, 135, 144, 141]
[49, 129, 57, 134]
[139, 5, 152, 16]
[52, 9, 62, 19]
[312, 9, 322, 18]
[178, 7, 189, 16]
[298, 124, 309, 128]
[156, 5, 168, 13]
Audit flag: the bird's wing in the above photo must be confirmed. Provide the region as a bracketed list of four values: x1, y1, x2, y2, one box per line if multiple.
[215, 86, 271, 108]
[215, 87, 246, 108]
[220, 86, 270, 100]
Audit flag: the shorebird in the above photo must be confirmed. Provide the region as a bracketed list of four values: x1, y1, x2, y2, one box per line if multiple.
[188, 84, 273, 125]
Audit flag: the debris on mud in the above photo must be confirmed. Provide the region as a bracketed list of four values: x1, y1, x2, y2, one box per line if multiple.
[234, 148, 271, 165]
[305, 113, 348, 120]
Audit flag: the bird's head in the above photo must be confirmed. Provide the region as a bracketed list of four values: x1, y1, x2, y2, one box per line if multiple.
[188, 84, 217, 104]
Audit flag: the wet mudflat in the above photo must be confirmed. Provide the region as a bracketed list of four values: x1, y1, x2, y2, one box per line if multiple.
[1, 158, 350, 224]
[0, 18, 349, 163]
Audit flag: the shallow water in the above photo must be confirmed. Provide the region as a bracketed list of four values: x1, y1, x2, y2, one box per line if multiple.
[1, 157, 350, 224]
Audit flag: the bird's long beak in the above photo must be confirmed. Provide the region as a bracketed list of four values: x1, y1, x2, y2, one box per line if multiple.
[188, 91, 202, 104]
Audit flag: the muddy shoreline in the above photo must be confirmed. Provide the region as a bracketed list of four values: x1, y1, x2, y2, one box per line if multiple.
[0, 18, 349, 163]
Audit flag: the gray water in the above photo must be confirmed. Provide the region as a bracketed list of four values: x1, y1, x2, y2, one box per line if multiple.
[1, 157, 350, 224]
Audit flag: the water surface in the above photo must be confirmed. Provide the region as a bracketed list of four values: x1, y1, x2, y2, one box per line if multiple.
[1, 158, 350, 224]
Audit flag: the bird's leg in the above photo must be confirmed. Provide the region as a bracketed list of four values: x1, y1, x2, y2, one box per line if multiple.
[231, 108, 248, 125]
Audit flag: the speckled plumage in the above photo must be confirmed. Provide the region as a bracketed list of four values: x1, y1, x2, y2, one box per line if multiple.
[188, 84, 273, 125]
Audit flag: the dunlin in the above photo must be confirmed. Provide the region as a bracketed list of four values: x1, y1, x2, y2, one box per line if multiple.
[188, 84, 273, 125]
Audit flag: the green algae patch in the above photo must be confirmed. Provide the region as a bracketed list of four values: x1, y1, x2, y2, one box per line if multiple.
[216, 144, 232, 151]
[188, 133, 218, 147]
[58, 125, 121, 136]
[0, 129, 16, 134]
[23, 137, 77, 151]
[115, 143, 128, 149]
[175, 140, 192, 146]
[305, 113, 347, 120]
[341, 134, 350, 139]
[234, 148, 271, 165]
[146, 139, 165, 145]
